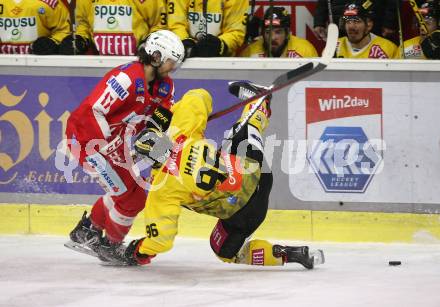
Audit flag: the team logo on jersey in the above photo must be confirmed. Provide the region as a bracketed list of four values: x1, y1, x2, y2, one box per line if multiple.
[405, 44, 423, 58]
[369, 45, 388, 59]
[157, 81, 170, 97]
[135, 78, 145, 95]
[11, 7, 23, 15]
[38, 7, 45, 14]
[227, 196, 238, 205]
[306, 88, 383, 193]
[136, 96, 145, 104]
[287, 50, 302, 58]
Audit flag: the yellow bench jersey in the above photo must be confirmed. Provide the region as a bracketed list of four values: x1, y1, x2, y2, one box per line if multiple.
[239, 34, 318, 58]
[402, 36, 426, 59]
[336, 34, 399, 59]
[75, 0, 165, 55]
[0, 0, 70, 53]
[167, 0, 248, 55]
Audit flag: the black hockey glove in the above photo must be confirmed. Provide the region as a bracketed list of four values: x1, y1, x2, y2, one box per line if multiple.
[245, 16, 262, 42]
[147, 105, 173, 131]
[124, 239, 154, 265]
[421, 30, 440, 59]
[182, 38, 196, 59]
[31, 36, 59, 55]
[192, 34, 228, 57]
[134, 105, 173, 168]
[59, 34, 89, 55]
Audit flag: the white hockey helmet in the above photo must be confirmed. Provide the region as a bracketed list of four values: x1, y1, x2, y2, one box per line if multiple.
[141, 30, 185, 67]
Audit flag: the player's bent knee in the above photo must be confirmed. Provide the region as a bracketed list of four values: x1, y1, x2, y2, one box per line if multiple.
[210, 220, 247, 259]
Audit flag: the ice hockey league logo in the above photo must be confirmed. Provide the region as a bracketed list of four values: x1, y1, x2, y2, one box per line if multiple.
[305, 88, 383, 193]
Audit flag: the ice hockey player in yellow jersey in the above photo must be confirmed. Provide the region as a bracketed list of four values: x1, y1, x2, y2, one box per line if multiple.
[59, 0, 166, 55]
[167, 0, 248, 57]
[239, 6, 318, 58]
[336, 0, 399, 59]
[0, 0, 70, 54]
[96, 82, 324, 269]
[402, 1, 439, 59]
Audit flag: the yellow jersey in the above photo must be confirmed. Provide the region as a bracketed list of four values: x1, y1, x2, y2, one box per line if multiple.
[75, 0, 165, 55]
[138, 88, 266, 256]
[167, 0, 248, 55]
[336, 34, 399, 59]
[0, 0, 70, 54]
[239, 34, 318, 58]
[402, 36, 426, 59]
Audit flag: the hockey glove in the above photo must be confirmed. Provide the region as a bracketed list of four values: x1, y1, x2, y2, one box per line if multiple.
[147, 105, 173, 131]
[125, 238, 154, 265]
[134, 105, 173, 168]
[59, 34, 89, 55]
[245, 16, 262, 42]
[421, 30, 440, 59]
[182, 38, 196, 59]
[134, 128, 172, 168]
[192, 34, 228, 57]
[31, 36, 59, 55]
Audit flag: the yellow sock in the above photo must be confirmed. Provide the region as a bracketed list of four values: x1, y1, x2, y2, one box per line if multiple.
[219, 239, 283, 266]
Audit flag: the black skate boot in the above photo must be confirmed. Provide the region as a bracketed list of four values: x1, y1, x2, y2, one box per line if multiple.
[96, 237, 138, 266]
[228, 81, 272, 116]
[64, 211, 103, 257]
[272, 245, 325, 269]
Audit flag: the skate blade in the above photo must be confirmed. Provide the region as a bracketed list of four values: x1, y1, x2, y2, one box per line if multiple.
[99, 261, 132, 267]
[64, 240, 98, 258]
[310, 249, 325, 266]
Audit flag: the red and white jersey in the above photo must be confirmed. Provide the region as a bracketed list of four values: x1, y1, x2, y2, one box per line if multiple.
[67, 61, 174, 143]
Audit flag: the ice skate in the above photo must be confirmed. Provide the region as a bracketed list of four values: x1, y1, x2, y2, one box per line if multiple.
[64, 211, 103, 258]
[272, 245, 325, 269]
[96, 238, 137, 266]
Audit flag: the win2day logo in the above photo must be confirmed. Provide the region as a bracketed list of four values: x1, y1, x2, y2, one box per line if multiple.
[305, 88, 383, 193]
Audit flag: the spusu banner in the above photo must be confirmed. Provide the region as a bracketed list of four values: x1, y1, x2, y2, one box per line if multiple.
[0, 75, 239, 195]
[288, 81, 440, 204]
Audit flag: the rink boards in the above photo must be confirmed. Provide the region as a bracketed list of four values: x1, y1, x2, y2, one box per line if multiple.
[1, 204, 439, 243]
[1, 57, 440, 243]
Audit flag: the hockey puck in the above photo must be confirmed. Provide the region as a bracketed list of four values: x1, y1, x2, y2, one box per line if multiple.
[388, 261, 401, 266]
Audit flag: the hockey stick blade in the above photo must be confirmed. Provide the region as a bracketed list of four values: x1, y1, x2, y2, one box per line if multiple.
[208, 23, 338, 122]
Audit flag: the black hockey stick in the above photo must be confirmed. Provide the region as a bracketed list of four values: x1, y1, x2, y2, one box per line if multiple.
[327, 0, 333, 24]
[218, 23, 338, 143]
[202, 0, 208, 39]
[208, 23, 338, 122]
[396, 0, 405, 58]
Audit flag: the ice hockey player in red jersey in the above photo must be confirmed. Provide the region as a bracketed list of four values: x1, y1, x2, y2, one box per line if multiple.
[64, 30, 184, 257]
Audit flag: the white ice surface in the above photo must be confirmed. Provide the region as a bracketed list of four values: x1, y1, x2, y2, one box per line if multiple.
[1, 235, 439, 307]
